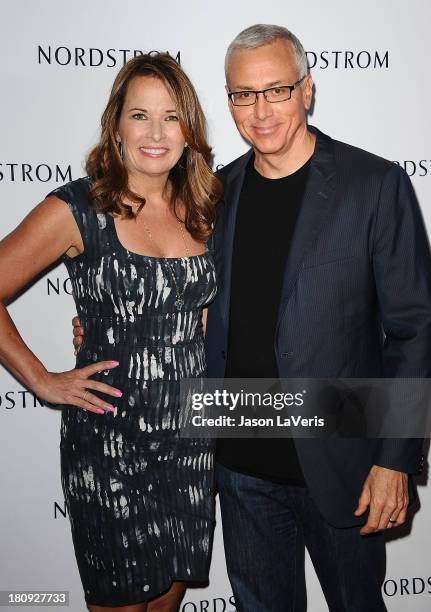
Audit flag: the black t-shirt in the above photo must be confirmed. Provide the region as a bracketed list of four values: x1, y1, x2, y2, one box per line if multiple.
[216, 155, 312, 484]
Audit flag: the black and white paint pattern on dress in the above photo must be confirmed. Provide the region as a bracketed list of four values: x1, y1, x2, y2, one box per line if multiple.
[48, 178, 217, 607]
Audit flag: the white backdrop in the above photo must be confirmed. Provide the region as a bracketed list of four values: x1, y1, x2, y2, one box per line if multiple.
[1, 1, 430, 610]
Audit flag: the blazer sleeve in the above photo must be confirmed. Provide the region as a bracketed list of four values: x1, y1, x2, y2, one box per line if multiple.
[371, 163, 431, 473]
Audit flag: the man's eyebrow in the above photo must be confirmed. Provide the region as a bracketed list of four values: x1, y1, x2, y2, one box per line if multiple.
[265, 80, 287, 87]
[230, 80, 286, 91]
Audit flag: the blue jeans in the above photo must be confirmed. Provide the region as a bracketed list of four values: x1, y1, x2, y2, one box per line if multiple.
[216, 463, 387, 612]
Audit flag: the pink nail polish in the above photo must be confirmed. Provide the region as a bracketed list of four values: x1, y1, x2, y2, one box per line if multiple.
[110, 361, 119, 366]
[115, 391, 123, 397]
[106, 405, 115, 412]
[96, 409, 105, 414]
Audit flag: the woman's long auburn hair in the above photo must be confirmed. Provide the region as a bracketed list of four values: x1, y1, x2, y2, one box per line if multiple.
[86, 53, 222, 241]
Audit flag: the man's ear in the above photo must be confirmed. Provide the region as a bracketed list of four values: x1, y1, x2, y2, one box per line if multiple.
[303, 74, 314, 111]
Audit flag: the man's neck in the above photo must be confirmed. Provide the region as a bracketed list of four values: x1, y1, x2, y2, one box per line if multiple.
[254, 126, 316, 179]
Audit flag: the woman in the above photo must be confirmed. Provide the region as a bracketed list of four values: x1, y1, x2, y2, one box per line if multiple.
[0, 54, 222, 611]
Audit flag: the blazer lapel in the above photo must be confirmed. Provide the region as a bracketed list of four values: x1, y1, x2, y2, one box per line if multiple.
[217, 149, 253, 331]
[276, 126, 337, 333]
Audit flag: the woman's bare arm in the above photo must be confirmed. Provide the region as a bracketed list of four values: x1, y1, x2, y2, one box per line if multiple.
[0, 197, 121, 413]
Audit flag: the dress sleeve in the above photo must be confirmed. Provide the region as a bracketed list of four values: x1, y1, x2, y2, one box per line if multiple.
[46, 178, 94, 255]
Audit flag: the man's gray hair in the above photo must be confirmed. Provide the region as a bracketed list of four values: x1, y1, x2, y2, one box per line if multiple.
[225, 24, 308, 80]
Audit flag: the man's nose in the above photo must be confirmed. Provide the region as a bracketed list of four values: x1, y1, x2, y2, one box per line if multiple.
[254, 92, 273, 120]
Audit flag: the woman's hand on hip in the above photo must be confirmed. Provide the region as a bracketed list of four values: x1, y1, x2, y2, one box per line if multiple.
[34, 361, 122, 414]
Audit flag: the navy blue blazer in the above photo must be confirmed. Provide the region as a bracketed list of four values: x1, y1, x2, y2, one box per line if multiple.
[205, 126, 431, 527]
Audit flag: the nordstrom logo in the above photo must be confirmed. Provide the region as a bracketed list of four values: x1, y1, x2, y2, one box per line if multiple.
[0, 163, 72, 183]
[38, 46, 181, 67]
[306, 50, 389, 69]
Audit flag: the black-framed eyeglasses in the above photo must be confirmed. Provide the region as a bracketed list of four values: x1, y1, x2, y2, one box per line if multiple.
[227, 75, 307, 106]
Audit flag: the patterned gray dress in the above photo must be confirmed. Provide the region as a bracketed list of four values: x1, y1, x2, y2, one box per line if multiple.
[48, 178, 217, 607]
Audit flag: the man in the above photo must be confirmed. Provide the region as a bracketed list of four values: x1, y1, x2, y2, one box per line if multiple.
[74, 24, 431, 611]
[204, 24, 430, 612]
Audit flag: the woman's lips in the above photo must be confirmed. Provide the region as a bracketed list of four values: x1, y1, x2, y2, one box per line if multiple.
[139, 147, 169, 157]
